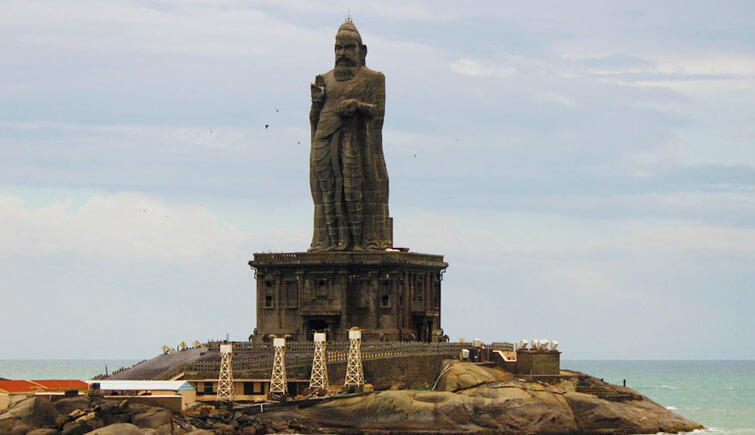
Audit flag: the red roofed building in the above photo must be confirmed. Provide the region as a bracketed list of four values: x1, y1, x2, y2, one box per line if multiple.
[0, 380, 38, 394]
[0, 380, 39, 410]
[0, 380, 89, 410]
[30, 380, 89, 392]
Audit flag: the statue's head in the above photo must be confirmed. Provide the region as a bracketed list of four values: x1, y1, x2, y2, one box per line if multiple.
[334, 21, 366, 81]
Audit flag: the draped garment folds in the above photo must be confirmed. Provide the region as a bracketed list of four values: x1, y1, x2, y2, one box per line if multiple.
[309, 67, 390, 251]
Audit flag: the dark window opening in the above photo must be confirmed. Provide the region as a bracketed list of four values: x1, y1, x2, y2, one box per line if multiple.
[203, 382, 214, 394]
[317, 279, 328, 298]
[244, 382, 255, 395]
[381, 294, 390, 307]
[265, 295, 273, 308]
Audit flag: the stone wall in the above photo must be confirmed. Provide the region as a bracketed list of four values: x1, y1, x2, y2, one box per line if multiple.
[326, 353, 449, 390]
[515, 350, 560, 375]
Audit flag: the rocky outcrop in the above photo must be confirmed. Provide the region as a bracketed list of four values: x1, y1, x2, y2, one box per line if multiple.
[266, 363, 703, 434]
[0, 363, 703, 434]
[0, 397, 58, 434]
[0, 396, 178, 435]
[83, 423, 144, 434]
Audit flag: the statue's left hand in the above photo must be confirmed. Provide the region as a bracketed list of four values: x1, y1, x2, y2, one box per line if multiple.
[336, 99, 359, 117]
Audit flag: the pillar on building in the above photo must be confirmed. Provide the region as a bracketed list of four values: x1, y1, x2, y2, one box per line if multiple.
[217, 343, 234, 402]
[310, 332, 329, 390]
[270, 337, 287, 399]
[344, 328, 364, 392]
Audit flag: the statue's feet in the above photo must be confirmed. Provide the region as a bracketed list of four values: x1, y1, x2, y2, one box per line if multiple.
[336, 236, 350, 251]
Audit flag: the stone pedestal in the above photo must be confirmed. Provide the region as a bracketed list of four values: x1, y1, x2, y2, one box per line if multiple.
[515, 350, 561, 376]
[249, 251, 448, 342]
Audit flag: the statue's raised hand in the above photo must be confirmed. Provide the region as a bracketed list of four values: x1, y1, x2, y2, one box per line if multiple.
[336, 99, 359, 117]
[311, 75, 325, 103]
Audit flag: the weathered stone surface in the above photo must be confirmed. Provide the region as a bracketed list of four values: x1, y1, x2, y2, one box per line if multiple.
[9, 421, 32, 435]
[81, 423, 143, 435]
[210, 421, 235, 433]
[564, 390, 700, 434]
[275, 365, 703, 434]
[434, 361, 511, 392]
[130, 407, 172, 435]
[26, 428, 59, 435]
[61, 420, 92, 435]
[0, 397, 58, 429]
[53, 398, 91, 417]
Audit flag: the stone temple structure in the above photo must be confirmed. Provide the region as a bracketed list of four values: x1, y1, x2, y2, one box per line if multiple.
[249, 21, 447, 342]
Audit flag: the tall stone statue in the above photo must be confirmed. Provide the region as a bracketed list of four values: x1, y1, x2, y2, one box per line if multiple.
[309, 21, 392, 252]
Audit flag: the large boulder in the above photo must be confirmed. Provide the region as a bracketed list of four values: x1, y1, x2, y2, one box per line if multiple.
[82, 423, 143, 435]
[434, 361, 511, 392]
[565, 390, 701, 434]
[130, 406, 172, 435]
[61, 419, 93, 435]
[268, 366, 703, 434]
[298, 381, 579, 433]
[0, 397, 58, 430]
[53, 398, 91, 416]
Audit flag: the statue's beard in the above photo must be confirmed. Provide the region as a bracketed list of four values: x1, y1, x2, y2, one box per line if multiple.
[334, 57, 360, 81]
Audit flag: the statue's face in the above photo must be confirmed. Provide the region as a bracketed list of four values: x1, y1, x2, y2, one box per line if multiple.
[335, 35, 361, 68]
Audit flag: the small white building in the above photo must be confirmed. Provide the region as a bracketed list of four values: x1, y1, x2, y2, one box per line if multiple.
[88, 380, 196, 410]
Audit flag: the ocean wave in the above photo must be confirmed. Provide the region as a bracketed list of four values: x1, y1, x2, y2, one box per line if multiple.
[676, 427, 755, 435]
[666, 405, 678, 410]
[657, 385, 679, 390]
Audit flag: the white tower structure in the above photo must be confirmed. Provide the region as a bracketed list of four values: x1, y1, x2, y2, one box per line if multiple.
[216, 343, 234, 402]
[344, 328, 364, 391]
[270, 337, 287, 398]
[310, 332, 329, 390]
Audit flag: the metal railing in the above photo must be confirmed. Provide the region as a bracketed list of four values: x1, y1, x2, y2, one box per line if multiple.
[156, 341, 465, 380]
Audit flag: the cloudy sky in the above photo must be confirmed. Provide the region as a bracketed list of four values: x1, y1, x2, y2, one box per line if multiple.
[1, 1, 753, 360]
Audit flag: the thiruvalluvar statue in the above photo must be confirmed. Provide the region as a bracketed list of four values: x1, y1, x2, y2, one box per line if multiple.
[309, 21, 392, 252]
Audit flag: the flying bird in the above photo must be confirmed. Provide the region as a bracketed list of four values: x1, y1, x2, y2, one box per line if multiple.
[413, 153, 416, 158]
[265, 124, 270, 129]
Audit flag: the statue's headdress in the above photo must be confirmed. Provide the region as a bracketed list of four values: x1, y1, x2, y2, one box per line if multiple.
[336, 21, 362, 45]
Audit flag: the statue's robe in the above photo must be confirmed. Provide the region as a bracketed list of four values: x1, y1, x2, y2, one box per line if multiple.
[309, 66, 391, 251]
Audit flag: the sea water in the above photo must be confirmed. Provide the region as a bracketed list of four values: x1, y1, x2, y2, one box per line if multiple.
[1, 359, 752, 433]
[0, 359, 138, 381]
[564, 360, 755, 434]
